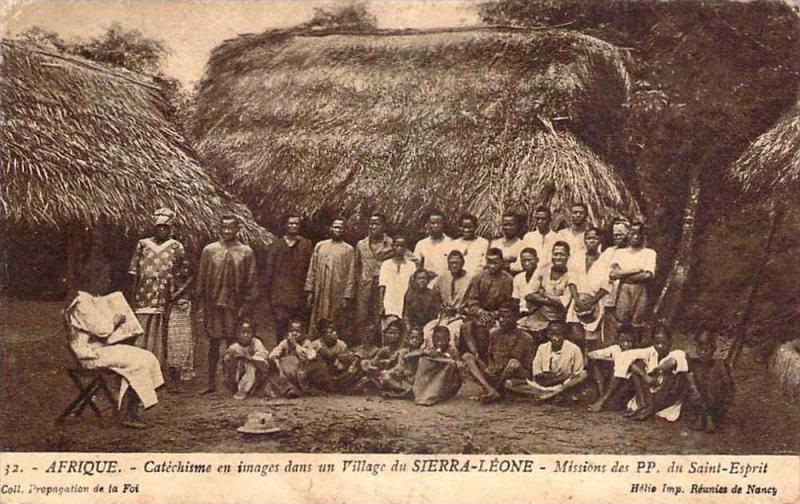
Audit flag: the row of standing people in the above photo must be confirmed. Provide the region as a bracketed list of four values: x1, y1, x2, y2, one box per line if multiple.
[128, 207, 731, 430]
[127, 204, 653, 393]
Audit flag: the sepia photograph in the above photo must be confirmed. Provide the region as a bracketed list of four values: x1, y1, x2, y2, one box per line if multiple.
[1, 0, 799, 476]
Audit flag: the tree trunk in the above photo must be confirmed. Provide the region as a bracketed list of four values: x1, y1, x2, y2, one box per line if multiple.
[65, 223, 82, 301]
[726, 202, 785, 367]
[653, 164, 702, 326]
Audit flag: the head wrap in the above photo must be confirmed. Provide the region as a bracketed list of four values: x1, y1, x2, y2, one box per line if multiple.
[153, 208, 175, 226]
[612, 219, 630, 234]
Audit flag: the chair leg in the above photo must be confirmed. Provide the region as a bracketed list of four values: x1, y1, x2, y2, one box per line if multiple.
[97, 376, 120, 418]
[75, 379, 103, 417]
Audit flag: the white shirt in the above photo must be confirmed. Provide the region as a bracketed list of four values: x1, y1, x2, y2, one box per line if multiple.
[413, 234, 453, 280]
[555, 227, 587, 259]
[489, 237, 525, 273]
[611, 246, 657, 275]
[451, 237, 489, 275]
[378, 259, 417, 317]
[596, 246, 622, 307]
[532, 339, 584, 377]
[567, 249, 608, 295]
[522, 229, 557, 265]
[512, 270, 539, 314]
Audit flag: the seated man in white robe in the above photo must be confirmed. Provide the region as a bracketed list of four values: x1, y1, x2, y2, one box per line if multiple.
[66, 291, 164, 429]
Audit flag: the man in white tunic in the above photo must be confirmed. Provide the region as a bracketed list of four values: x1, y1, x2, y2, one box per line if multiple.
[413, 210, 453, 281]
[451, 213, 489, 276]
[522, 206, 557, 266]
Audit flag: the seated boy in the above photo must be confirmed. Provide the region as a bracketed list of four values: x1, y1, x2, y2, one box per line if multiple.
[588, 326, 661, 413]
[305, 319, 362, 393]
[462, 301, 534, 404]
[223, 322, 269, 400]
[627, 326, 689, 421]
[586, 324, 636, 402]
[363, 324, 426, 398]
[505, 321, 586, 401]
[686, 331, 734, 433]
[267, 318, 317, 397]
[361, 320, 406, 375]
[430, 325, 456, 359]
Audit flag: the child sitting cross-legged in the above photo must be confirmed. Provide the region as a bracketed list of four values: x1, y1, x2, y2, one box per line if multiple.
[626, 326, 690, 421]
[505, 321, 586, 402]
[222, 321, 270, 400]
[304, 319, 362, 393]
[359, 323, 426, 398]
[266, 318, 317, 397]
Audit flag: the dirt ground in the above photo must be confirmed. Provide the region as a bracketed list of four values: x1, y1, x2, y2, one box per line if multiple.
[2, 299, 798, 454]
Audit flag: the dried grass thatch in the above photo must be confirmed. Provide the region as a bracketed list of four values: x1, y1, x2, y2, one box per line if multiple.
[1, 40, 273, 248]
[191, 28, 640, 234]
[730, 101, 800, 197]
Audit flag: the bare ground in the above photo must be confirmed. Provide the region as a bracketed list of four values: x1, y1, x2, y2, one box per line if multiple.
[2, 300, 798, 454]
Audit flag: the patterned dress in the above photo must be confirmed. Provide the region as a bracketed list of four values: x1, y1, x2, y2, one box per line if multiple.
[129, 237, 187, 367]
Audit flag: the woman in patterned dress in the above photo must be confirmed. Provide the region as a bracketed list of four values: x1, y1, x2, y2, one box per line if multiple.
[128, 208, 190, 389]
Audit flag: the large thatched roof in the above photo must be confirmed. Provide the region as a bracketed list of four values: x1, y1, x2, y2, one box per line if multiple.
[1, 40, 273, 248]
[730, 100, 800, 196]
[191, 28, 640, 235]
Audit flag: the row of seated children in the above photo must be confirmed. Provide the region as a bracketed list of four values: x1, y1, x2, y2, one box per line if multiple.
[222, 307, 733, 432]
[586, 324, 734, 432]
[222, 317, 462, 405]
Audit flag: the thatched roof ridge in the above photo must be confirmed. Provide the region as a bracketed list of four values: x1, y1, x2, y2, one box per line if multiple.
[1, 40, 273, 248]
[730, 100, 800, 196]
[191, 28, 639, 234]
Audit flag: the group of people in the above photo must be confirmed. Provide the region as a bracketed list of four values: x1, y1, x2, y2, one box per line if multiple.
[121, 204, 732, 433]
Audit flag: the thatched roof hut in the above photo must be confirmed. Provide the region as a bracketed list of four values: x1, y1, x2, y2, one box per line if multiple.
[190, 28, 641, 236]
[1, 40, 273, 249]
[730, 100, 800, 196]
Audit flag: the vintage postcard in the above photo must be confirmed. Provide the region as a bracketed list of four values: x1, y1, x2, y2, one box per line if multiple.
[1, 0, 799, 503]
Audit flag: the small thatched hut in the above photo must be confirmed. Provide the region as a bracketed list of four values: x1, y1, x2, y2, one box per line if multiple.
[728, 100, 800, 371]
[190, 28, 640, 236]
[1, 40, 273, 295]
[730, 101, 800, 196]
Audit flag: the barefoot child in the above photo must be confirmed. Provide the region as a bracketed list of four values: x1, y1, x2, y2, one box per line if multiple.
[223, 322, 269, 400]
[360, 320, 406, 377]
[305, 319, 362, 393]
[430, 325, 456, 358]
[627, 326, 689, 421]
[267, 318, 317, 397]
[586, 324, 636, 402]
[505, 321, 586, 401]
[687, 331, 734, 432]
[462, 302, 534, 404]
[366, 325, 426, 398]
[588, 324, 659, 413]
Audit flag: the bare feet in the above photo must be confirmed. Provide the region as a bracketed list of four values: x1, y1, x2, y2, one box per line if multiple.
[704, 415, 718, 433]
[633, 406, 654, 421]
[480, 392, 501, 405]
[121, 418, 150, 429]
[622, 408, 638, 418]
[200, 386, 217, 395]
[588, 400, 604, 413]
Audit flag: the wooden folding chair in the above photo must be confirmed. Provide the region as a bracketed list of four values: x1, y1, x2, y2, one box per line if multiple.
[56, 314, 121, 424]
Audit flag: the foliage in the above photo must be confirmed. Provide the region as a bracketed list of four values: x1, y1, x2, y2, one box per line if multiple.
[19, 23, 168, 75]
[301, 2, 377, 31]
